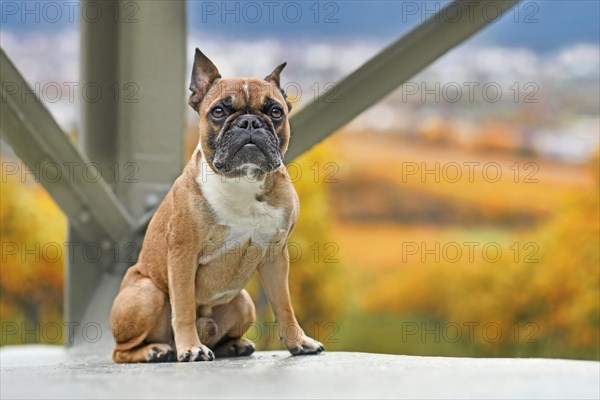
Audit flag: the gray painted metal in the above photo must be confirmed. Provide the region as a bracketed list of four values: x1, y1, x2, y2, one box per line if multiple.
[80, 0, 188, 220]
[285, 0, 520, 161]
[0, 49, 135, 244]
[68, 0, 187, 339]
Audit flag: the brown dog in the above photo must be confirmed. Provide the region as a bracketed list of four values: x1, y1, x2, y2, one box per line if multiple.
[110, 49, 324, 362]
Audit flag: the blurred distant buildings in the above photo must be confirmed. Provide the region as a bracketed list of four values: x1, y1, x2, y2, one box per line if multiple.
[1, 30, 598, 163]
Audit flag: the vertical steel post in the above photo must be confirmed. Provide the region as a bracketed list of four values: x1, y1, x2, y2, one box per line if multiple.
[70, 0, 186, 346]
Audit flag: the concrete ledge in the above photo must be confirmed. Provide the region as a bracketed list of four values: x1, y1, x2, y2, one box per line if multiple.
[1, 345, 598, 399]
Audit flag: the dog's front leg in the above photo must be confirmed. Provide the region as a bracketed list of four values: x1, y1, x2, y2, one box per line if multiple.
[167, 228, 214, 362]
[258, 246, 324, 356]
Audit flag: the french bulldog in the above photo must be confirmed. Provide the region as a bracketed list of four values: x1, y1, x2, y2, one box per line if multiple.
[110, 49, 324, 362]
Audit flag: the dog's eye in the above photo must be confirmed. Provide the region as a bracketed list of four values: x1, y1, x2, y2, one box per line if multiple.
[270, 107, 283, 119]
[211, 107, 225, 119]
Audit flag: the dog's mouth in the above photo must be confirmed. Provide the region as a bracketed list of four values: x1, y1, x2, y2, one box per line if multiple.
[212, 127, 282, 176]
[232, 135, 264, 155]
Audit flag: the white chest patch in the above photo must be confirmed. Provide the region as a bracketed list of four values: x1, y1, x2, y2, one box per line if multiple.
[195, 155, 286, 264]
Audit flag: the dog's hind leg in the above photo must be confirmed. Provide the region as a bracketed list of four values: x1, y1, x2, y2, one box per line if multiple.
[202, 290, 257, 358]
[113, 343, 175, 363]
[110, 267, 174, 363]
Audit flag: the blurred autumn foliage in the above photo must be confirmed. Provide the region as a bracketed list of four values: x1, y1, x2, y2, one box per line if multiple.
[1, 167, 65, 344]
[1, 135, 598, 360]
[270, 142, 347, 344]
[354, 179, 599, 358]
[328, 137, 599, 360]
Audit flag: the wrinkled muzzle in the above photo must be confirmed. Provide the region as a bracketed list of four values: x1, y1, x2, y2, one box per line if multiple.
[212, 114, 282, 176]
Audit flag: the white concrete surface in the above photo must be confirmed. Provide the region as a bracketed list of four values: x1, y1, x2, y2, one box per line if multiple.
[1, 345, 598, 399]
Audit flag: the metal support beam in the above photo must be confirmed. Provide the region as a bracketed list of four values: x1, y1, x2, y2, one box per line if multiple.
[80, 0, 188, 220]
[70, 0, 187, 346]
[286, 0, 520, 161]
[0, 50, 136, 244]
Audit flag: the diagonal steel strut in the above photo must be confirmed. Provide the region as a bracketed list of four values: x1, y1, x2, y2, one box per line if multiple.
[286, 0, 520, 161]
[0, 49, 136, 244]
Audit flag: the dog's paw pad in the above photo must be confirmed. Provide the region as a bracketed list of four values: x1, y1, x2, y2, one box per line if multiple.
[147, 344, 176, 363]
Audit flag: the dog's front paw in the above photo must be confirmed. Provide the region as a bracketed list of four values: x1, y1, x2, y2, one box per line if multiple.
[177, 344, 215, 362]
[287, 335, 325, 356]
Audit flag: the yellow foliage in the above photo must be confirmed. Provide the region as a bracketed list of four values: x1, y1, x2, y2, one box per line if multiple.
[287, 143, 347, 330]
[358, 174, 599, 358]
[1, 162, 65, 344]
[318, 133, 599, 359]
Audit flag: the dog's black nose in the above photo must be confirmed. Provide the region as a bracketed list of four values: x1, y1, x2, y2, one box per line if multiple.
[233, 115, 263, 130]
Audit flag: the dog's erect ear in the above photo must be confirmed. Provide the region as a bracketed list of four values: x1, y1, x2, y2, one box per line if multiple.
[189, 48, 221, 112]
[264, 62, 286, 87]
[264, 62, 292, 111]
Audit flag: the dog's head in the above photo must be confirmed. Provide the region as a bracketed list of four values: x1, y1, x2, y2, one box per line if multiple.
[189, 48, 292, 179]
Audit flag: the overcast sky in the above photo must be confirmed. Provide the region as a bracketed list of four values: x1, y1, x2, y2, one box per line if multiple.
[1, 1, 598, 52]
